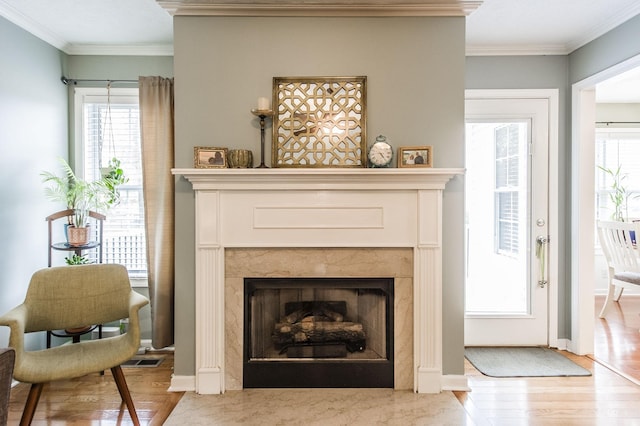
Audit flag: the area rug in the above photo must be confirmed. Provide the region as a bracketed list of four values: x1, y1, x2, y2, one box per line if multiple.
[164, 389, 467, 425]
[465, 347, 592, 377]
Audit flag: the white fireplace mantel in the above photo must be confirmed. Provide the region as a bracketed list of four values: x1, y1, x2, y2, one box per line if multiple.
[173, 167, 461, 189]
[172, 167, 464, 394]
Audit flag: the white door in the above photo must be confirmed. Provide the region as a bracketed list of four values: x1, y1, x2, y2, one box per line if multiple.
[465, 97, 550, 346]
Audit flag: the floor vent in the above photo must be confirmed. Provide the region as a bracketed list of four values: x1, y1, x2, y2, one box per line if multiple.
[121, 356, 164, 368]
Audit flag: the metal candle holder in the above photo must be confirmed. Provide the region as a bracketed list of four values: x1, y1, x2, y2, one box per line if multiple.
[251, 109, 273, 168]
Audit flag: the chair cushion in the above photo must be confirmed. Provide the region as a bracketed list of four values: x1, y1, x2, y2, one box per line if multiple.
[613, 271, 640, 285]
[12, 333, 138, 383]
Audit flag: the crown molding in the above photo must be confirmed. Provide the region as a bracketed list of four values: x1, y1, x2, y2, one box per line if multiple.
[467, 2, 640, 57]
[65, 43, 174, 56]
[565, 2, 640, 53]
[465, 43, 569, 57]
[0, 1, 173, 56]
[158, 1, 482, 17]
[0, 0, 69, 51]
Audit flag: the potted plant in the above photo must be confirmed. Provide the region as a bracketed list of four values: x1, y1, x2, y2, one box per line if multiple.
[100, 157, 127, 205]
[64, 254, 92, 265]
[598, 165, 629, 222]
[41, 158, 127, 246]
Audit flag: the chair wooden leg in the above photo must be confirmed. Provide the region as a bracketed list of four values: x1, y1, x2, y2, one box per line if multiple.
[111, 366, 140, 426]
[614, 285, 624, 302]
[20, 383, 44, 426]
[599, 283, 617, 318]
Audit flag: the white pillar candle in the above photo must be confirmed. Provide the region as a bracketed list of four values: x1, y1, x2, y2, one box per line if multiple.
[258, 97, 270, 110]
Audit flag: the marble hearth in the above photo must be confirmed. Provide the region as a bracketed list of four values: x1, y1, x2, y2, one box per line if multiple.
[172, 168, 462, 394]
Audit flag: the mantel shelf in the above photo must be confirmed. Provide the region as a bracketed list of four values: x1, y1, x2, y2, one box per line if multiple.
[172, 167, 464, 190]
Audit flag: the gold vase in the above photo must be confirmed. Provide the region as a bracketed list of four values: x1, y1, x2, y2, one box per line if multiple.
[228, 149, 253, 168]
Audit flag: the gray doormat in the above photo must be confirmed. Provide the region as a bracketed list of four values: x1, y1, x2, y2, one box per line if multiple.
[121, 355, 164, 368]
[465, 347, 592, 377]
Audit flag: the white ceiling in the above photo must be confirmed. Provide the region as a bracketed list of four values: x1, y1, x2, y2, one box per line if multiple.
[466, 0, 640, 56]
[1, 0, 640, 100]
[0, 0, 173, 55]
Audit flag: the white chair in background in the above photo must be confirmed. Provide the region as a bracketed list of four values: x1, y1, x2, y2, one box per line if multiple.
[597, 220, 640, 321]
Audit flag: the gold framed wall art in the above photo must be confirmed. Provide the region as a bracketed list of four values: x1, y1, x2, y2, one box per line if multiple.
[272, 76, 367, 168]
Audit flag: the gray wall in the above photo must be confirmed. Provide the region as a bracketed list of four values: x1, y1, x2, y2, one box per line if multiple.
[61, 55, 173, 342]
[566, 15, 640, 335]
[465, 55, 572, 338]
[64, 55, 174, 166]
[5, 5, 638, 381]
[465, 13, 640, 342]
[569, 14, 640, 85]
[0, 17, 68, 349]
[0, 16, 173, 347]
[173, 16, 467, 377]
[596, 103, 640, 125]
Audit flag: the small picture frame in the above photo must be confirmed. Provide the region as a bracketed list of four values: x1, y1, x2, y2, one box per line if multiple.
[398, 146, 432, 168]
[194, 146, 228, 169]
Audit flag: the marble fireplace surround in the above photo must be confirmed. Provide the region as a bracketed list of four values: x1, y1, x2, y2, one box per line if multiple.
[172, 168, 463, 394]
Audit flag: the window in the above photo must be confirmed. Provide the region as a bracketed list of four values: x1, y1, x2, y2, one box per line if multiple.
[75, 88, 147, 278]
[494, 123, 523, 256]
[595, 129, 640, 222]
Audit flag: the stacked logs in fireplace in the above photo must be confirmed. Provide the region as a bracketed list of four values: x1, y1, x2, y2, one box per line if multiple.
[272, 301, 366, 357]
[244, 277, 394, 388]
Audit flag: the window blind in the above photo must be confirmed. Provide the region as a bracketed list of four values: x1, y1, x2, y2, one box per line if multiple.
[81, 90, 147, 276]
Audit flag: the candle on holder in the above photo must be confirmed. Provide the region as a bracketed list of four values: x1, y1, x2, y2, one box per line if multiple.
[257, 97, 270, 111]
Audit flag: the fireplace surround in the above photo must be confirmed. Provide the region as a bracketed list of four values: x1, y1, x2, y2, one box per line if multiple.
[172, 168, 463, 394]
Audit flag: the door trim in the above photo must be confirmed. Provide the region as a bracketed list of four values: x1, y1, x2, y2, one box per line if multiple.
[465, 89, 559, 348]
[571, 53, 640, 355]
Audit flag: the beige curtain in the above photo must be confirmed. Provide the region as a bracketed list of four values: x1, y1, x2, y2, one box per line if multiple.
[139, 76, 175, 349]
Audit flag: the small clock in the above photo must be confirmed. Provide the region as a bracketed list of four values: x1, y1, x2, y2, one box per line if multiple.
[368, 135, 393, 168]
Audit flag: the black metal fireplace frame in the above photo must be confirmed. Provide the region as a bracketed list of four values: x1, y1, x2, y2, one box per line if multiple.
[243, 277, 394, 388]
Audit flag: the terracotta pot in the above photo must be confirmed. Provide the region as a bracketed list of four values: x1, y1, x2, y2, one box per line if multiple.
[67, 225, 90, 247]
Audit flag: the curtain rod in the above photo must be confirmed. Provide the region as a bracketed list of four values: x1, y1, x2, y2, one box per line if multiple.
[61, 76, 138, 85]
[596, 121, 640, 125]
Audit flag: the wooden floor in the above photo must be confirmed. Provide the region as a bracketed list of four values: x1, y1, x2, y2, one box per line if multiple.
[5, 295, 640, 425]
[6, 350, 183, 425]
[454, 295, 640, 424]
[592, 294, 640, 384]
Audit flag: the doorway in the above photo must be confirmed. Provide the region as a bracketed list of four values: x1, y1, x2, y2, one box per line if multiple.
[572, 54, 640, 355]
[465, 90, 559, 347]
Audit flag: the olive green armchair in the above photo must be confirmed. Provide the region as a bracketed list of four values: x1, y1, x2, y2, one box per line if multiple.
[0, 264, 149, 425]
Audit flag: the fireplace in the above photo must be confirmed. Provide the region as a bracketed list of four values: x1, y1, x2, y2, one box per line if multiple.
[244, 277, 394, 388]
[172, 167, 462, 394]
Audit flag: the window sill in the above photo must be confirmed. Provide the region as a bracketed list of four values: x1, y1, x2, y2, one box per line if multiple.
[130, 276, 148, 288]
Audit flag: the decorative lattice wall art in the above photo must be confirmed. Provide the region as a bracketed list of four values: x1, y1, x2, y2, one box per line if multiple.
[272, 76, 367, 168]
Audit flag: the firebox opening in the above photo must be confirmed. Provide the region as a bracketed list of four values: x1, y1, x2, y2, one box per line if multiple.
[244, 277, 394, 388]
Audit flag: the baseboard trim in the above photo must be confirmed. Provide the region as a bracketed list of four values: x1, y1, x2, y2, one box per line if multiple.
[167, 374, 469, 393]
[554, 338, 570, 351]
[169, 374, 196, 392]
[441, 374, 470, 392]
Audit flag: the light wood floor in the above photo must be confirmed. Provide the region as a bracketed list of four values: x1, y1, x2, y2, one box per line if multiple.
[454, 295, 640, 424]
[592, 294, 640, 384]
[6, 350, 182, 425]
[5, 295, 640, 425]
